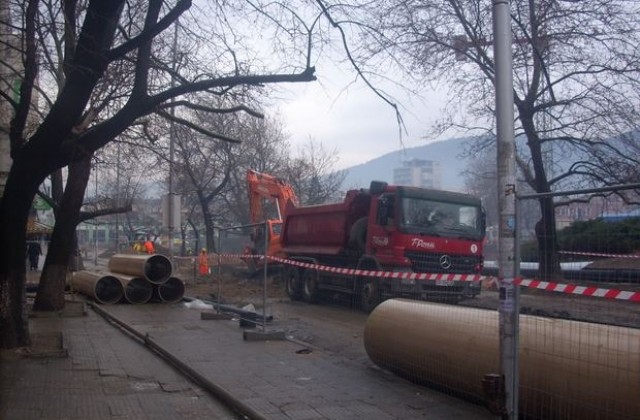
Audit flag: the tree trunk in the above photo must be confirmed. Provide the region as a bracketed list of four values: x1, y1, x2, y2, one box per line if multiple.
[520, 113, 562, 281]
[535, 197, 562, 281]
[0, 158, 47, 348]
[33, 157, 92, 311]
[202, 206, 216, 253]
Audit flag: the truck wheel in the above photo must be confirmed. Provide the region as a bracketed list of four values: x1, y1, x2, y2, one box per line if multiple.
[360, 279, 381, 313]
[349, 217, 368, 250]
[302, 269, 320, 303]
[284, 266, 302, 300]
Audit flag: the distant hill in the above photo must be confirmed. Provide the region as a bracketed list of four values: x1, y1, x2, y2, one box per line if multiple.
[340, 136, 479, 192]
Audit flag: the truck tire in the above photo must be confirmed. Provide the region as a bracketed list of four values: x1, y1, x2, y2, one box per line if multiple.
[302, 269, 320, 304]
[360, 279, 381, 313]
[349, 217, 368, 250]
[284, 266, 302, 300]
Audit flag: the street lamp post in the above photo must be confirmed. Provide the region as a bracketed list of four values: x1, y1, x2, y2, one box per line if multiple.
[492, 0, 519, 418]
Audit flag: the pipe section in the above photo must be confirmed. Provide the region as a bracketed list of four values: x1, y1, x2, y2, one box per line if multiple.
[108, 253, 173, 284]
[109, 273, 153, 304]
[152, 277, 185, 303]
[364, 299, 640, 419]
[70, 271, 123, 304]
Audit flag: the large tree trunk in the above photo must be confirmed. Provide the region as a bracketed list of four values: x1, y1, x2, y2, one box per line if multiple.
[536, 197, 562, 281]
[33, 157, 92, 311]
[0, 158, 47, 348]
[521, 113, 562, 281]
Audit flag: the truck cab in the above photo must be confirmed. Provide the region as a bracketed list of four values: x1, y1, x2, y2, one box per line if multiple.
[366, 182, 486, 275]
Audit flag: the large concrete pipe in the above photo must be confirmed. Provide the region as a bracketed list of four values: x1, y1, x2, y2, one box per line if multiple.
[108, 253, 172, 284]
[70, 271, 123, 304]
[364, 299, 640, 420]
[109, 273, 153, 304]
[151, 277, 185, 303]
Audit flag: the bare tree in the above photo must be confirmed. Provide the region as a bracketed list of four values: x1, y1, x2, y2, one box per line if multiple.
[171, 111, 237, 252]
[221, 114, 295, 226]
[284, 139, 346, 205]
[0, 0, 322, 348]
[350, 0, 640, 279]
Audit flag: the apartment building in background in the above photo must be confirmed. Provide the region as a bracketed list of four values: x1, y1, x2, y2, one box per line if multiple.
[393, 159, 442, 189]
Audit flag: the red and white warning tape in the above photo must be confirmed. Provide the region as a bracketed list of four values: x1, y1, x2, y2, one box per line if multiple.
[514, 278, 640, 302]
[213, 253, 640, 302]
[269, 256, 482, 282]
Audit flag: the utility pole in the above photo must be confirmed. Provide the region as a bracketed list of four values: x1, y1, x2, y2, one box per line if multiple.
[167, 21, 178, 258]
[492, 0, 519, 418]
[115, 143, 120, 252]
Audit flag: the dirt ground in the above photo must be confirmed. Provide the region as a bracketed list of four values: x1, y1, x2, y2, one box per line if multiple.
[24, 254, 640, 331]
[20, 255, 639, 361]
[170, 256, 640, 329]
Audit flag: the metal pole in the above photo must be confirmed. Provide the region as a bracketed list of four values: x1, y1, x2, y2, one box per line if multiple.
[94, 164, 98, 266]
[216, 227, 222, 314]
[262, 221, 268, 331]
[115, 143, 120, 252]
[492, 0, 519, 418]
[167, 20, 179, 259]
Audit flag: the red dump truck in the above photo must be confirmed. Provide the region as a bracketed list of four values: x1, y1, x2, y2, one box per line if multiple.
[280, 181, 486, 311]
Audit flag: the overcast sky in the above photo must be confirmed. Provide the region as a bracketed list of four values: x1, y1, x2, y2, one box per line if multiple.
[269, 61, 453, 170]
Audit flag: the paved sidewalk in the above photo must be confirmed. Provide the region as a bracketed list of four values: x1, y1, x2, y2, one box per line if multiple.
[0, 303, 238, 420]
[1, 300, 493, 420]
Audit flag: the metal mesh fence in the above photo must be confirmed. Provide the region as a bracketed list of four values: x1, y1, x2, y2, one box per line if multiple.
[208, 222, 501, 415]
[174, 185, 639, 419]
[514, 186, 640, 419]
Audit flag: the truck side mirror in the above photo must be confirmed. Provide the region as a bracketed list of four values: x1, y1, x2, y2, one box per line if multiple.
[370, 181, 387, 195]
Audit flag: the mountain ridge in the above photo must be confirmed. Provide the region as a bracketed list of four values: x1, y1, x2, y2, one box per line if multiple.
[341, 136, 477, 192]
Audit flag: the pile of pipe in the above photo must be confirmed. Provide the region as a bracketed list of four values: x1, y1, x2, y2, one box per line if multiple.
[70, 254, 185, 305]
[364, 298, 640, 419]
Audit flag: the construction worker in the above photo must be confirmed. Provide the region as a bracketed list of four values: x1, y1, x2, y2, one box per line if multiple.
[144, 236, 155, 254]
[133, 240, 145, 253]
[198, 248, 209, 276]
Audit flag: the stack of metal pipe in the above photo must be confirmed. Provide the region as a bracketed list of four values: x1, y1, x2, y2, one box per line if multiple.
[70, 254, 185, 304]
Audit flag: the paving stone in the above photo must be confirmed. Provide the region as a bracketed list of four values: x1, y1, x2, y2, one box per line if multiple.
[2, 303, 492, 420]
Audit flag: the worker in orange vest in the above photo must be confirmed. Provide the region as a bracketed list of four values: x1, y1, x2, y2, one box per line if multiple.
[198, 248, 209, 276]
[144, 237, 155, 254]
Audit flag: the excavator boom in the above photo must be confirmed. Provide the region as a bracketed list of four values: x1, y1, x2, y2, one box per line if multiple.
[244, 169, 298, 270]
[247, 169, 298, 224]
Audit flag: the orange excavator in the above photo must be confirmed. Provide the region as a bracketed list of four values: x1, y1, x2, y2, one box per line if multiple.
[243, 169, 298, 271]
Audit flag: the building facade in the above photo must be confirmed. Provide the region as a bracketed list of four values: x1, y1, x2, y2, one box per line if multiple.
[393, 159, 442, 189]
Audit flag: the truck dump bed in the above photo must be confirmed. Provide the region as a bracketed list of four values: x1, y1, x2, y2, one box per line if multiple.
[281, 190, 371, 255]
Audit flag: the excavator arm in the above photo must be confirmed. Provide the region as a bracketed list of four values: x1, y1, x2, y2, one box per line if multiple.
[244, 169, 298, 269]
[247, 169, 298, 224]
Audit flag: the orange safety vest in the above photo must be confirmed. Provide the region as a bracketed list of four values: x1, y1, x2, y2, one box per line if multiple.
[198, 252, 209, 275]
[144, 240, 155, 254]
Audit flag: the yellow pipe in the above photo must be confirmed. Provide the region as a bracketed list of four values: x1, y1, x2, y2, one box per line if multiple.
[152, 277, 185, 303]
[364, 299, 640, 419]
[108, 253, 172, 284]
[108, 273, 153, 304]
[69, 271, 123, 304]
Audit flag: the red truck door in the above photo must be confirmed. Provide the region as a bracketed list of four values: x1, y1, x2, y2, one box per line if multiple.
[368, 194, 396, 262]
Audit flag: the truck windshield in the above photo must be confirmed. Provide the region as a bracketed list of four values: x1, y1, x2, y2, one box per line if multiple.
[400, 197, 483, 239]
